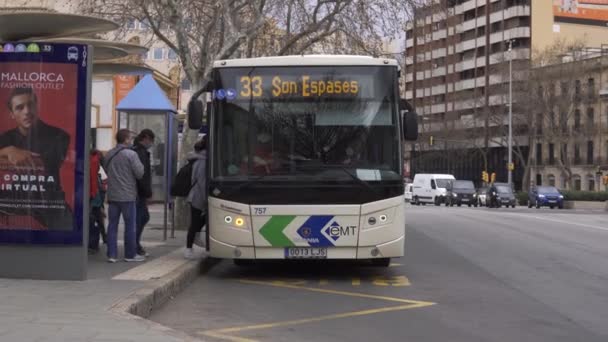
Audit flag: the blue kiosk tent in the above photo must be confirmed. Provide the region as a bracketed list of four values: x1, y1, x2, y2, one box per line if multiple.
[116, 74, 178, 239]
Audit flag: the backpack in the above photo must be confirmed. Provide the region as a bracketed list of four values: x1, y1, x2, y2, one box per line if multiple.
[170, 160, 197, 197]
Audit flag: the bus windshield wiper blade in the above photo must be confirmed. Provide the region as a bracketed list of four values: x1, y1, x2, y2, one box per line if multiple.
[318, 165, 382, 199]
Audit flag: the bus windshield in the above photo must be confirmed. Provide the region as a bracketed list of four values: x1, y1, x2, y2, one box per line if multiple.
[211, 66, 400, 182]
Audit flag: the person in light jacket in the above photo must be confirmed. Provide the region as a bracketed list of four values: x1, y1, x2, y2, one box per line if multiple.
[104, 129, 145, 262]
[184, 136, 208, 259]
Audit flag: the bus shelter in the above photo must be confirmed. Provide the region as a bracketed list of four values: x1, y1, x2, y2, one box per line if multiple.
[116, 74, 178, 239]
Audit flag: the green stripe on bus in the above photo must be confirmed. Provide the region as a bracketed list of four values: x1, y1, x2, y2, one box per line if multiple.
[259, 216, 296, 247]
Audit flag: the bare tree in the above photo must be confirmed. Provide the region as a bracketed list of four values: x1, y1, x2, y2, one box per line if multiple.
[521, 39, 590, 189]
[78, 0, 417, 227]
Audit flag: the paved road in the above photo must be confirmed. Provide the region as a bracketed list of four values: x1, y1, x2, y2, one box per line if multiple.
[150, 206, 608, 342]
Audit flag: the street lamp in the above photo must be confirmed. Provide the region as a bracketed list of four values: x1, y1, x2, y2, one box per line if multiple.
[507, 39, 513, 188]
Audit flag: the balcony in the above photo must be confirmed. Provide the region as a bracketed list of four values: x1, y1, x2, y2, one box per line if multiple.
[490, 5, 530, 24]
[431, 66, 447, 77]
[490, 27, 530, 45]
[456, 55, 487, 73]
[432, 29, 447, 41]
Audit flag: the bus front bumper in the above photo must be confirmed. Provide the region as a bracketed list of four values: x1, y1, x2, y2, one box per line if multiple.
[209, 235, 404, 260]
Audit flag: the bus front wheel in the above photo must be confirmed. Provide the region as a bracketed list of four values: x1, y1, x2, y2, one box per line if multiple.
[371, 258, 391, 267]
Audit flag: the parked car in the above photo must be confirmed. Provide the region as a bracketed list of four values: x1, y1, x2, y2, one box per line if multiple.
[412, 173, 456, 206]
[528, 186, 564, 209]
[404, 183, 413, 202]
[446, 180, 478, 207]
[477, 187, 488, 207]
[488, 183, 516, 208]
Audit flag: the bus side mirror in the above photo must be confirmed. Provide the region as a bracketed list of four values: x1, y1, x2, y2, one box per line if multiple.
[187, 99, 204, 130]
[187, 81, 211, 130]
[400, 99, 418, 141]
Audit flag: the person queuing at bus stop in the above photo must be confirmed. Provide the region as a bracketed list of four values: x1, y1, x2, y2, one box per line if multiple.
[104, 129, 145, 263]
[88, 148, 107, 254]
[184, 136, 208, 259]
[132, 129, 155, 257]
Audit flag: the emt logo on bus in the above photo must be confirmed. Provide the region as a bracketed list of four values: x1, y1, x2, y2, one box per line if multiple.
[238, 75, 360, 98]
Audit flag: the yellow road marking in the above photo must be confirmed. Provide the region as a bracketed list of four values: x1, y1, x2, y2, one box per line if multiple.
[202, 304, 431, 339]
[200, 279, 435, 341]
[238, 279, 419, 303]
[389, 263, 402, 267]
[319, 278, 329, 286]
[352, 277, 361, 286]
[372, 275, 411, 287]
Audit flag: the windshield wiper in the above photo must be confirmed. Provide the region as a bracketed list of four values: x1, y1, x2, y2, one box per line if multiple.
[221, 173, 272, 198]
[315, 164, 383, 199]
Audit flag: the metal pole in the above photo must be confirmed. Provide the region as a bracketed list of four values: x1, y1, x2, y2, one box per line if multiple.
[508, 40, 513, 188]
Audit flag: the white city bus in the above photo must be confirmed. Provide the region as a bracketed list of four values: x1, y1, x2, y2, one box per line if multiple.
[188, 55, 418, 266]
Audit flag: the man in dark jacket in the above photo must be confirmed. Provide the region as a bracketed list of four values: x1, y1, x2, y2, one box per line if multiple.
[132, 129, 155, 256]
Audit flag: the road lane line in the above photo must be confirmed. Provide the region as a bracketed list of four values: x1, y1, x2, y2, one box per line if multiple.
[490, 212, 608, 232]
[238, 279, 425, 303]
[202, 304, 427, 337]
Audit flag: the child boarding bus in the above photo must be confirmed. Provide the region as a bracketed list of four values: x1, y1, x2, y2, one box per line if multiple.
[187, 55, 418, 266]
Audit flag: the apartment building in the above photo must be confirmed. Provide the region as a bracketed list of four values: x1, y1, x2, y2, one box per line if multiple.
[404, 0, 608, 189]
[529, 52, 608, 191]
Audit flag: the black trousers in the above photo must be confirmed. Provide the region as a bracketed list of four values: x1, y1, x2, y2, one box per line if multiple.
[187, 205, 207, 249]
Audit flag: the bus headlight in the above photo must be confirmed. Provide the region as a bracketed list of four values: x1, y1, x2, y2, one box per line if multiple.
[379, 215, 388, 222]
[224, 216, 233, 224]
[235, 217, 245, 227]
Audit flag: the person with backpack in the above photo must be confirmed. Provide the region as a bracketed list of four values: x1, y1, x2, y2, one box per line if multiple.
[183, 136, 208, 259]
[88, 149, 104, 254]
[104, 129, 145, 263]
[132, 129, 155, 257]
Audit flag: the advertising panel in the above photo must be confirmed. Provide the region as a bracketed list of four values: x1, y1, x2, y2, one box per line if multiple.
[553, 0, 608, 27]
[0, 43, 89, 244]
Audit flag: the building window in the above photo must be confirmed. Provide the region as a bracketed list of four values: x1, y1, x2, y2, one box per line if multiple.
[536, 174, 542, 186]
[153, 48, 164, 60]
[140, 19, 151, 30]
[536, 113, 543, 135]
[127, 19, 136, 30]
[573, 175, 582, 191]
[587, 175, 595, 191]
[549, 143, 555, 165]
[536, 143, 542, 164]
[168, 49, 177, 60]
[548, 174, 556, 187]
[586, 107, 594, 131]
[574, 109, 581, 131]
[574, 144, 581, 164]
[587, 140, 594, 164]
[588, 78, 595, 98]
[560, 111, 568, 133]
[181, 78, 191, 90]
[561, 143, 568, 163]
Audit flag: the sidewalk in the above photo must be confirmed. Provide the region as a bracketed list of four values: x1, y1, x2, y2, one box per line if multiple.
[0, 204, 209, 342]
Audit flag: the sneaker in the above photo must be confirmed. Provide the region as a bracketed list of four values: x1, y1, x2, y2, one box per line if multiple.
[137, 247, 150, 257]
[124, 255, 146, 262]
[107, 258, 117, 263]
[183, 248, 195, 259]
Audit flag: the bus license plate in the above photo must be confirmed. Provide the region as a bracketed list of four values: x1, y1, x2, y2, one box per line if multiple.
[285, 247, 327, 259]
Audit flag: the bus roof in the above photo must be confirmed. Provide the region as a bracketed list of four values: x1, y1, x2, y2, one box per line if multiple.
[213, 55, 399, 68]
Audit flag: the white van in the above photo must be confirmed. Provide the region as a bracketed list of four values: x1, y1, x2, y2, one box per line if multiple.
[404, 183, 413, 202]
[411, 174, 456, 205]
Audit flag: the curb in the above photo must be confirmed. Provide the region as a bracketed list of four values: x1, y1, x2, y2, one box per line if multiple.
[111, 256, 221, 317]
[109, 254, 221, 341]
